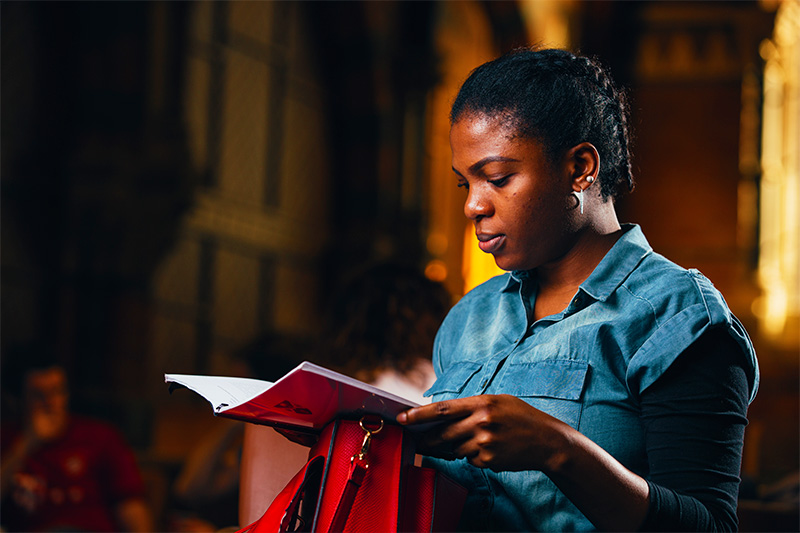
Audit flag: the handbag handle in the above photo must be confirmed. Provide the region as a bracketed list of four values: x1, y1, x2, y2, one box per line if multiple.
[326, 418, 384, 533]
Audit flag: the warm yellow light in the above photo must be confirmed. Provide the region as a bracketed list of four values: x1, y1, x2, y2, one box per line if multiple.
[425, 260, 448, 283]
[518, 0, 575, 49]
[426, 233, 448, 256]
[756, 0, 800, 347]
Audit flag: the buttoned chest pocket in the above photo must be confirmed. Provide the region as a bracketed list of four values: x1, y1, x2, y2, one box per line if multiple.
[497, 360, 589, 429]
[424, 362, 482, 402]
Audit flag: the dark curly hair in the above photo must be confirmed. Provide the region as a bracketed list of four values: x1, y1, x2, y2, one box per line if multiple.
[450, 47, 634, 200]
[319, 263, 451, 383]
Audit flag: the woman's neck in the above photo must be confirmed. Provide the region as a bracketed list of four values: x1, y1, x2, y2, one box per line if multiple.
[532, 224, 624, 321]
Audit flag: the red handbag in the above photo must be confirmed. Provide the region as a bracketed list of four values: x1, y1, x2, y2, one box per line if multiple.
[237, 416, 467, 533]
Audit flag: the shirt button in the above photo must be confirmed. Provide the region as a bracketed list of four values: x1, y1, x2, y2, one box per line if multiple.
[480, 379, 488, 388]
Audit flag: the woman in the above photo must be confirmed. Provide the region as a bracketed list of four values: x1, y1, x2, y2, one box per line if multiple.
[397, 48, 758, 532]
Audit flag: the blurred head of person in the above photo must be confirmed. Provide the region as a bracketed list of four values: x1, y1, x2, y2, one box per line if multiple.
[319, 263, 452, 383]
[2, 344, 71, 441]
[24, 365, 71, 442]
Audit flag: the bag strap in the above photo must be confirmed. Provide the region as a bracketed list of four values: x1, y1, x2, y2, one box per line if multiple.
[327, 455, 368, 532]
[237, 455, 324, 533]
[326, 417, 384, 533]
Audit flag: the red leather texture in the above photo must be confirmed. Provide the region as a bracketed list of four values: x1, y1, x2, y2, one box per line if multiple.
[399, 466, 468, 533]
[237, 418, 466, 533]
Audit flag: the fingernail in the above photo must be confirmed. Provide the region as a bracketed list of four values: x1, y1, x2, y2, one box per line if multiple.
[396, 412, 407, 424]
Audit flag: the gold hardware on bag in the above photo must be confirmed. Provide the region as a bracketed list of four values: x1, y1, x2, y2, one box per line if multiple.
[353, 417, 384, 464]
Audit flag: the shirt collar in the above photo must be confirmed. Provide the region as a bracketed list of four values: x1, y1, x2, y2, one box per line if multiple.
[501, 268, 529, 292]
[580, 224, 652, 302]
[500, 224, 652, 301]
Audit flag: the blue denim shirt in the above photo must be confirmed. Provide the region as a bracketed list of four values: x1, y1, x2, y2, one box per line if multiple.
[423, 224, 759, 532]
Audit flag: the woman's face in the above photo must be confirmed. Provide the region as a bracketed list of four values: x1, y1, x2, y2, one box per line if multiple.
[450, 113, 576, 272]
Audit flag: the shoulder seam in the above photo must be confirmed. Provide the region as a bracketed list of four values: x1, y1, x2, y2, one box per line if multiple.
[686, 269, 727, 323]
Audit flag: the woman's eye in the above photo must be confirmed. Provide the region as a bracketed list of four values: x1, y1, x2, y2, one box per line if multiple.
[489, 175, 511, 187]
[457, 181, 469, 190]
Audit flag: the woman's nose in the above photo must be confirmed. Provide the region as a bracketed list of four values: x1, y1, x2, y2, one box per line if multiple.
[464, 186, 493, 221]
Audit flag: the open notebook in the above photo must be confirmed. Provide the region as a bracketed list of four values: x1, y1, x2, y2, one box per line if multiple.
[165, 361, 419, 432]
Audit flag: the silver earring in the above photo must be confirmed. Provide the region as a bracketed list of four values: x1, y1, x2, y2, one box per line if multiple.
[577, 177, 594, 214]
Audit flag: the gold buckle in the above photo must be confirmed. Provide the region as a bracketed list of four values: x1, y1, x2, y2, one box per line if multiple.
[353, 417, 384, 464]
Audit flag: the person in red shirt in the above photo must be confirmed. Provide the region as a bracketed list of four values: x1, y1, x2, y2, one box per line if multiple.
[1, 364, 153, 532]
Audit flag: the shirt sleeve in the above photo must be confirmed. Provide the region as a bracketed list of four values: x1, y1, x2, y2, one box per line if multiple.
[625, 270, 758, 404]
[638, 327, 751, 532]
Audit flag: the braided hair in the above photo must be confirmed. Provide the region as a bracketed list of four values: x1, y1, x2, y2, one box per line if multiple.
[450, 47, 634, 200]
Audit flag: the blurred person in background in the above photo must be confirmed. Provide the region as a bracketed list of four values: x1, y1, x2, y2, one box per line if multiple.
[238, 262, 452, 526]
[318, 262, 452, 404]
[1, 360, 153, 532]
[168, 416, 243, 533]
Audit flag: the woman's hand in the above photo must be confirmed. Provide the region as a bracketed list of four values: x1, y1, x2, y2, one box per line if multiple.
[399, 394, 650, 531]
[397, 394, 573, 473]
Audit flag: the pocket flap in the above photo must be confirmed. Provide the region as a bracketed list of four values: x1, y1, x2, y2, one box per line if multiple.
[499, 360, 589, 400]
[424, 362, 482, 397]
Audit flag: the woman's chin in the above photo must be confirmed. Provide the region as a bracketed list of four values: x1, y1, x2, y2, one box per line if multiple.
[492, 254, 524, 273]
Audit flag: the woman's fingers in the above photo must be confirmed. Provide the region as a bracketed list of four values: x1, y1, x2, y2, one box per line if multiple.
[398, 397, 496, 460]
[397, 397, 472, 425]
[400, 394, 565, 472]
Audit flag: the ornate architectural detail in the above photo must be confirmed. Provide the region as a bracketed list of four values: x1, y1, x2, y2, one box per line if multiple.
[634, 5, 752, 82]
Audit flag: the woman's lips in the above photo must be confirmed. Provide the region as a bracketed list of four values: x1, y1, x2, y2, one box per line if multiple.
[477, 234, 505, 254]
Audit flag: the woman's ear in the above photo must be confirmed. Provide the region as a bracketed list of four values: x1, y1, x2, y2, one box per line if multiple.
[566, 142, 600, 192]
